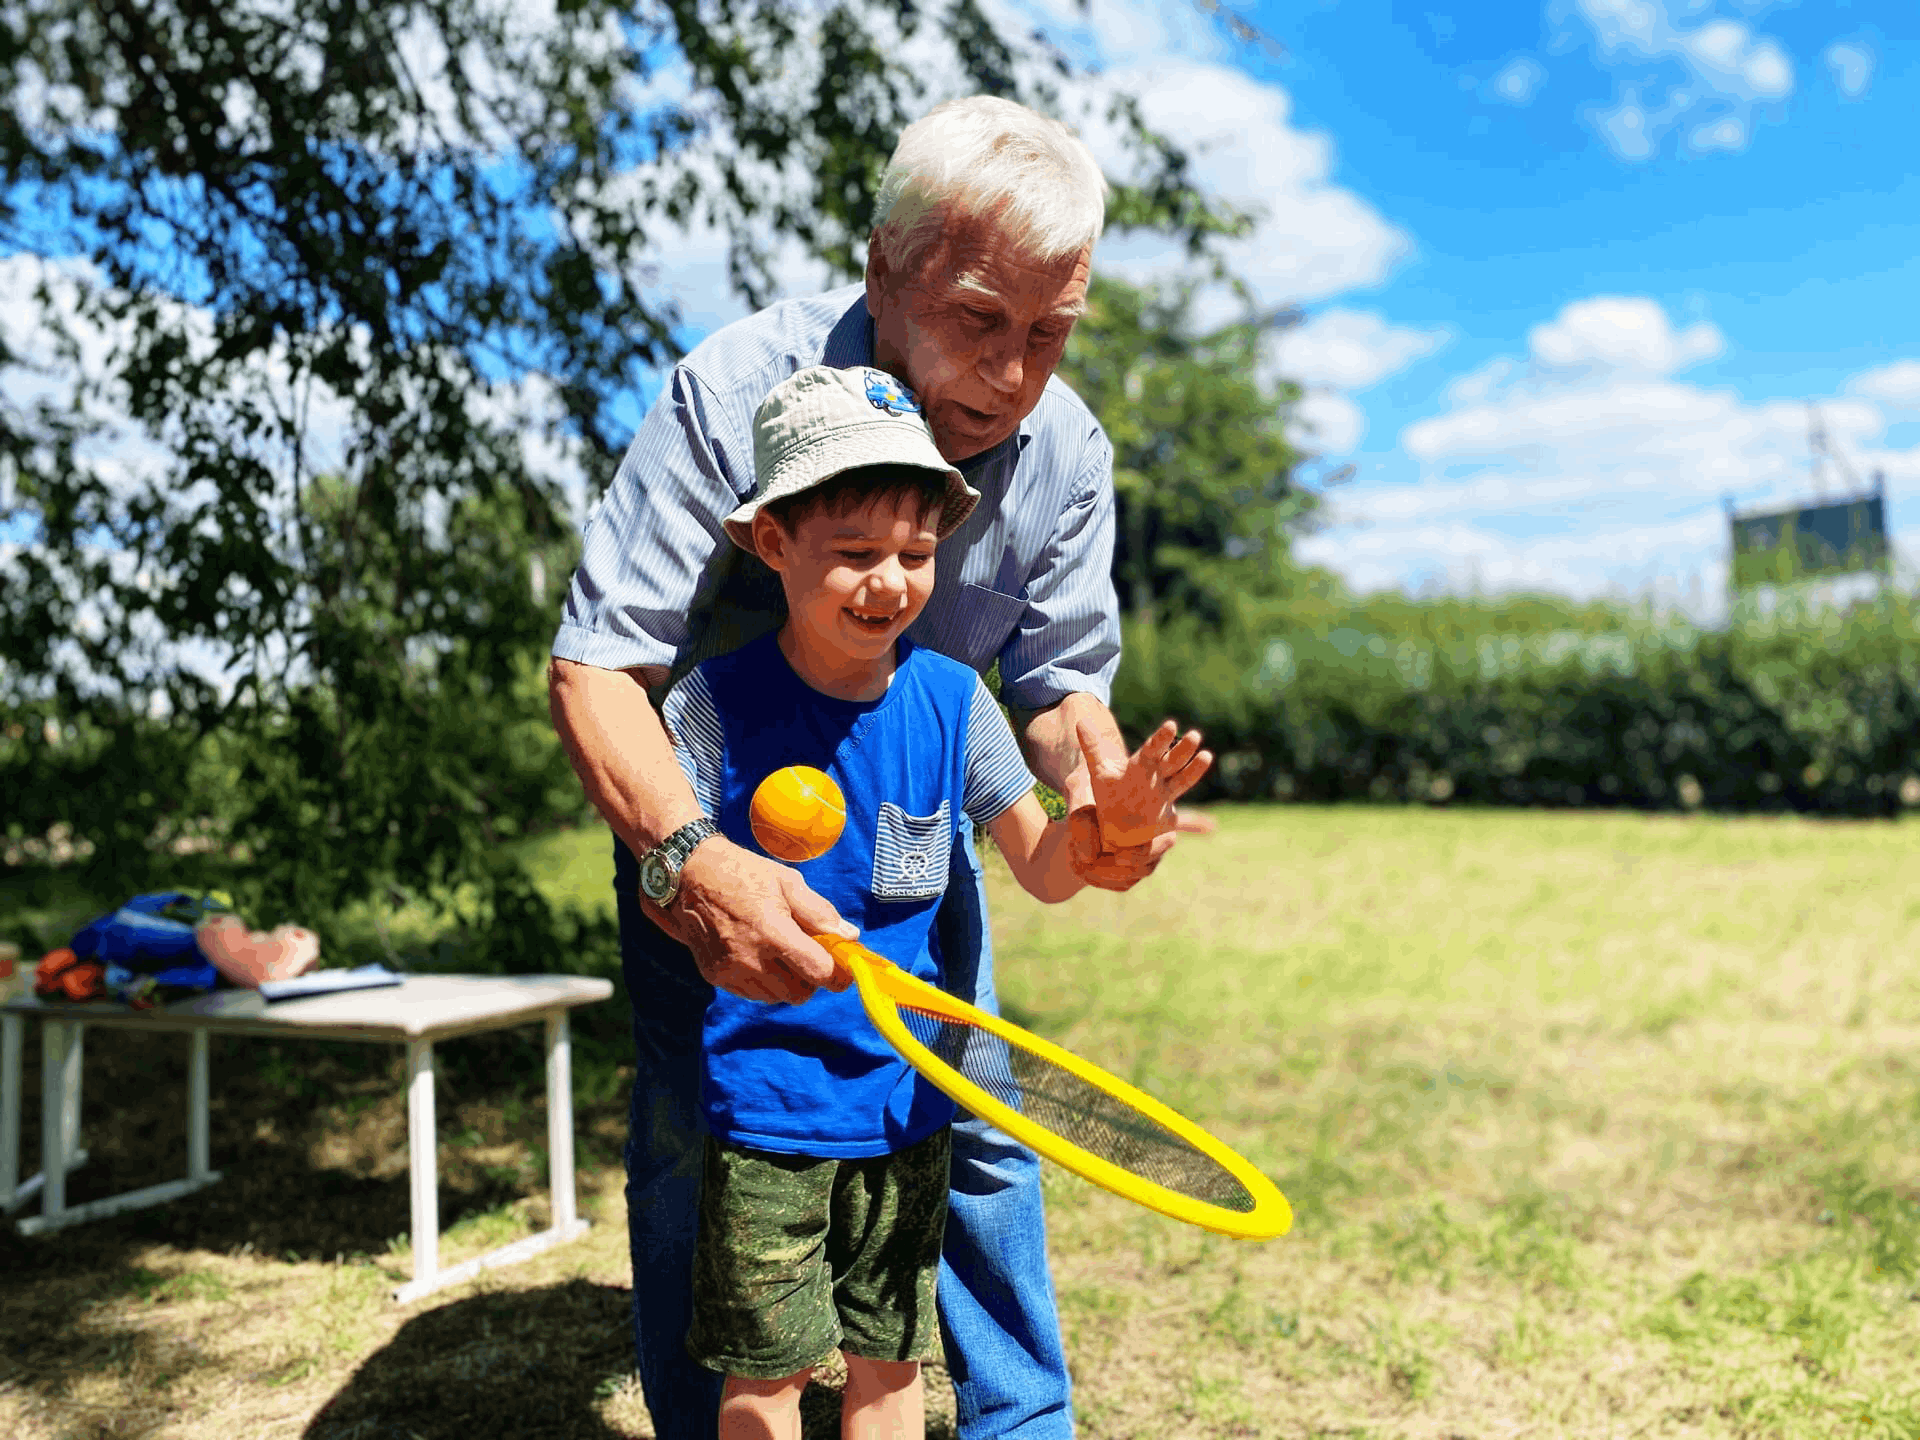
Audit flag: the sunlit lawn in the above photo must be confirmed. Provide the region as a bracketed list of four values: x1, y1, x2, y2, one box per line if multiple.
[4, 806, 1920, 1438]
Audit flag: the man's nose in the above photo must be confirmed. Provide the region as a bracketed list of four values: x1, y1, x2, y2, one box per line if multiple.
[979, 331, 1025, 396]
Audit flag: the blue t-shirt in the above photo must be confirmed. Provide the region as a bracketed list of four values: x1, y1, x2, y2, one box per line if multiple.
[662, 632, 1035, 1158]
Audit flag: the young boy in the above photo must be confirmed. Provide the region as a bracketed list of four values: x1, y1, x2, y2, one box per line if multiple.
[661, 364, 1098, 1438]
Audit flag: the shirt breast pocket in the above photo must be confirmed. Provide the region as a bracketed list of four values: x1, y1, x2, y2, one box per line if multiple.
[945, 582, 1028, 664]
[871, 800, 951, 903]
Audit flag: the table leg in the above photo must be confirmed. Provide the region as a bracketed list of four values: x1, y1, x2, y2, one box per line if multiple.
[187, 1030, 211, 1183]
[1, 1012, 20, 1209]
[404, 1038, 439, 1298]
[63, 1025, 84, 1162]
[40, 1020, 78, 1221]
[545, 1011, 577, 1231]
[16, 1020, 218, 1236]
[9, 1018, 98, 1224]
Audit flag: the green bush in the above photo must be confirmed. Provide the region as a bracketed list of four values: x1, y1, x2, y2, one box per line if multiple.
[1115, 596, 1920, 817]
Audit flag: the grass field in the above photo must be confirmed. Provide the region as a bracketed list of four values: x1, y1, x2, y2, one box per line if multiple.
[5, 806, 1920, 1438]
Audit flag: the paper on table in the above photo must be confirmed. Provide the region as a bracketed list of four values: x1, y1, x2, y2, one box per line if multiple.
[258, 965, 404, 1002]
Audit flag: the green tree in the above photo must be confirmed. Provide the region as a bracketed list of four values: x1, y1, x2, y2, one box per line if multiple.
[0, 1, 1235, 955]
[1058, 275, 1309, 628]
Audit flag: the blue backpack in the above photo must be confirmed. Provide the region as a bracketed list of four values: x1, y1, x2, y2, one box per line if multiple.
[69, 891, 233, 1006]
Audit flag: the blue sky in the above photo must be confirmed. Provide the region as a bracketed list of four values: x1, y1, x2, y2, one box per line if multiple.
[1012, 0, 1919, 611]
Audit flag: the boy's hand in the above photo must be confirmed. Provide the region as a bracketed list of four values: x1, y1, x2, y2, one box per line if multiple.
[1076, 717, 1212, 848]
[646, 837, 858, 1004]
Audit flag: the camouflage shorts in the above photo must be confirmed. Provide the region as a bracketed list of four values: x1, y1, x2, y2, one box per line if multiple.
[686, 1128, 951, 1379]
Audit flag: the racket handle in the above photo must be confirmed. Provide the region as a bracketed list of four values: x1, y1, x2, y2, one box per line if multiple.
[812, 934, 893, 975]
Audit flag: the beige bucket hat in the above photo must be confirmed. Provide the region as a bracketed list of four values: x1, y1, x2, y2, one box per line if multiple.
[722, 365, 980, 550]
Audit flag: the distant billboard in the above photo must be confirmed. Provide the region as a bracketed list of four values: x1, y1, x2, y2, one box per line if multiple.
[1728, 492, 1888, 590]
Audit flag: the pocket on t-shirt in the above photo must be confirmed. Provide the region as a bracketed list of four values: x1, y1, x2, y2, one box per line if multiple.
[872, 800, 951, 902]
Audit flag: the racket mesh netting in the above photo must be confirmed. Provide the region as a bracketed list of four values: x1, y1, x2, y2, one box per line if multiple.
[897, 1002, 1257, 1213]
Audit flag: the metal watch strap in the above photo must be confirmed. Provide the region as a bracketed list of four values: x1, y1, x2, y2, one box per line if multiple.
[660, 816, 718, 869]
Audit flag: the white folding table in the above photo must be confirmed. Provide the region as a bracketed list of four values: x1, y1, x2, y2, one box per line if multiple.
[1, 972, 613, 1303]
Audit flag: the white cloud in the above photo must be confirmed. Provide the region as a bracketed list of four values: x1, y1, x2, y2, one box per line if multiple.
[1268, 310, 1447, 391]
[1083, 60, 1410, 312]
[1851, 360, 1920, 412]
[1823, 39, 1875, 100]
[1592, 91, 1659, 161]
[1554, 0, 1798, 161]
[1490, 56, 1549, 105]
[1687, 113, 1748, 153]
[1298, 296, 1920, 616]
[1289, 391, 1367, 456]
[1266, 311, 1445, 458]
[1680, 19, 1792, 100]
[1017, 0, 1236, 68]
[1526, 296, 1722, 376]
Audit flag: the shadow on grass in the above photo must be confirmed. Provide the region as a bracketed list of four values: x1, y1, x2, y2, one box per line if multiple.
[305, 1280, 633, 1440]
[1, 1025, 612, 1264]
[293, 1284, 955, 1440]
[0, 1024, 633, 1434]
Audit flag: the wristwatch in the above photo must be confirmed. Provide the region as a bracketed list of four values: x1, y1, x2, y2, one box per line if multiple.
[638, 817, 720, 908]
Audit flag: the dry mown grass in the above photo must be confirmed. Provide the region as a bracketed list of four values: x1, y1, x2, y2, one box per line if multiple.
[5, 807, 1920, 1438]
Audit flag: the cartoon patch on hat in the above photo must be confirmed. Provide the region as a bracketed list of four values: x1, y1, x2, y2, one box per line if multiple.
[865, 371, 921, 416]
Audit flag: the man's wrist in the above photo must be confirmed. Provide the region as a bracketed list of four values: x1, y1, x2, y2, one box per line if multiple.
[638, 817, 720, 907]
[1019, 692, 1098, 795]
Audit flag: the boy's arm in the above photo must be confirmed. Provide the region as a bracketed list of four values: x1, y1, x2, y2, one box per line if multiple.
[985, 795, 1085, 904]
[962, 674, 1085, 905]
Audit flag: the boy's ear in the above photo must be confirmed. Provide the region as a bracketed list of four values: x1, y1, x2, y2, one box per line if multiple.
[751, 509, 789, 570]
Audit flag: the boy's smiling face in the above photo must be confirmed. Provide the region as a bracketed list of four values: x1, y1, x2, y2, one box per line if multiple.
[753, 490, 940, 676]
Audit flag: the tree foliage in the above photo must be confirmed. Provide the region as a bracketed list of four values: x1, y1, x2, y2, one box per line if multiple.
[1057, 275, 1309, 627]
[0, 0, 1232, 952]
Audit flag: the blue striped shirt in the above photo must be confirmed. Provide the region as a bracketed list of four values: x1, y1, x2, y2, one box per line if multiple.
[551, 283, 1120, 710]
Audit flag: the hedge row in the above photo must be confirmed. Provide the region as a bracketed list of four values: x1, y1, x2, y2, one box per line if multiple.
[1111, 610, 1920, 816]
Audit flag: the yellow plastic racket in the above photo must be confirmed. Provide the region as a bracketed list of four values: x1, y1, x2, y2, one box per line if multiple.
[817, 935, 1292, 1240]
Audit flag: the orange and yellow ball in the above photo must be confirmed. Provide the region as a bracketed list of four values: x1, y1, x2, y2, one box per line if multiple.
[749, 766, 847, 863]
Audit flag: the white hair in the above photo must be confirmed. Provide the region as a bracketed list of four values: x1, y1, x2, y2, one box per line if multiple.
[870, 96, 1107, 281]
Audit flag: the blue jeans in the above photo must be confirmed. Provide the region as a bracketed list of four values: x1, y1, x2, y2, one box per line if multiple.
[615, 824, 1074, 1438]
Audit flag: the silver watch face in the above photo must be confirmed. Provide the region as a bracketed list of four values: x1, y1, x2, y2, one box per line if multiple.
[638, 850, 676, 905]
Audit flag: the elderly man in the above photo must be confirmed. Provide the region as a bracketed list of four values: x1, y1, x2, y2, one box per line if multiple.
[549, 95, 1205, 1438]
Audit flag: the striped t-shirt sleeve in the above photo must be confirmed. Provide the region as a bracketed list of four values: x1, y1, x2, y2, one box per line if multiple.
[961, 675, 1038, 828]
[660, 667, 727, 818]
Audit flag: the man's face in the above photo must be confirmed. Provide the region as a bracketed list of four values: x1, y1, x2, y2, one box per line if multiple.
[867, 224, 1092, 463]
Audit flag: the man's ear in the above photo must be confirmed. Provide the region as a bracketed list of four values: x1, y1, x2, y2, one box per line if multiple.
[865, 245, 889, 319]
[751, 509, 789, 571]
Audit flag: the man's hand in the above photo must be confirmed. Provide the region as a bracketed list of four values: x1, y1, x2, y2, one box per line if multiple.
[647, 837, 859, 1004]
[1064, 717, 1213, 891]
[1065, 813, 1178, 890]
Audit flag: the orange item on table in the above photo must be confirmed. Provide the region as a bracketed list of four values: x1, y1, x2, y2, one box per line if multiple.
[33, 946, 79, 995]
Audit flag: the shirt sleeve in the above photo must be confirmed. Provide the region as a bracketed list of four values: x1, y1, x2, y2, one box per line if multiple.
[962, 675, 1039, 828]
[551, 364, 752, 671]
[660, 667, 727, 818]
[995, 426, 1122, 712]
